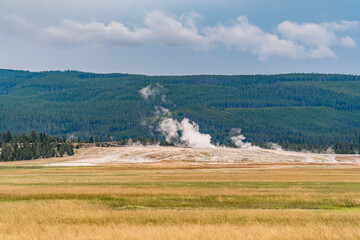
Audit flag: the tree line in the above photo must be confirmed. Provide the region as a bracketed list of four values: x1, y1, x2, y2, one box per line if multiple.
[0, 130, 74, 162]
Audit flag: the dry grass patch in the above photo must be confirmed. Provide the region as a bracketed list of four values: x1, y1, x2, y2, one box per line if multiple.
[0, 165, 359, 239]
[0, 200, 359, 240]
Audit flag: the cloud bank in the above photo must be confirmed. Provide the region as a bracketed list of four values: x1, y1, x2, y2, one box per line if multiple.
[1, 11, 358, 59]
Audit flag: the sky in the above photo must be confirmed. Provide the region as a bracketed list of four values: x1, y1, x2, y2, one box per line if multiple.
[0, 0, 359, 75]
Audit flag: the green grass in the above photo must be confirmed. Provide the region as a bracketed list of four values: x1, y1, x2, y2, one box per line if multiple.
[0, 181, 360, 192]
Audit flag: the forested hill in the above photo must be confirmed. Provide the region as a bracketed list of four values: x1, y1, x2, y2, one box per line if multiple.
[1, 69, 360, 153]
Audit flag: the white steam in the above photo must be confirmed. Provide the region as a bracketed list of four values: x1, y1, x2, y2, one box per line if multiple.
[230, 128, 260, 150]
[139, 84, 163, 100]
[66, 134, 76, 141]
[138, 85, 338, 158]
[158, 117, 215, 149]
[154, 106, 170, 116]
[325, 147, 337, 162]
[267, 142, 283, 150]
[139, 84, 214, 149]
[179, 118, 215, 149]
[158, 118, 180, 142]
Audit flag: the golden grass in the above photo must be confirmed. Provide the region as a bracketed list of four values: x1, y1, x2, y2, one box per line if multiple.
[0, 165, 359, 239]
[0, 200, 359, 240]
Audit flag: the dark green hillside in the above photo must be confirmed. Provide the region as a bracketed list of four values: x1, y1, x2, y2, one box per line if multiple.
[1, 69, 360, 153]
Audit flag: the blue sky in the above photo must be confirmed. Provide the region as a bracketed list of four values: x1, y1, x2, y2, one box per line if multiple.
[0, 0, 359, 75]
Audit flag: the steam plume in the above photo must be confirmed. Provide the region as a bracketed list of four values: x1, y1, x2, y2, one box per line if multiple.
[158, 118, 180, 142]
[230, 128, 260, 150]
[267, 142, 283, 150]
[158, 117, 215, 149]
[139, 84, 163, 100]
[180, 118, 215, 149]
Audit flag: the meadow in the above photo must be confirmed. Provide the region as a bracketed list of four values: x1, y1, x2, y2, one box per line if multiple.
[0, 164, 359, 239]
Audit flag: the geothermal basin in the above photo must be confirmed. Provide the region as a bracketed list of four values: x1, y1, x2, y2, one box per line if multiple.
[1, 146, 357, 167]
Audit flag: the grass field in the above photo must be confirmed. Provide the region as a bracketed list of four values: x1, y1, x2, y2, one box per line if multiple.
[0, 163, 359, 239]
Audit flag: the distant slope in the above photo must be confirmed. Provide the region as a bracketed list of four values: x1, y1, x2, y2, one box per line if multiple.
[1, 69, 360, 152]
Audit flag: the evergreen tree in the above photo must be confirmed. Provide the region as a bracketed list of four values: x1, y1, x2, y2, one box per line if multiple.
[106, 134, 112, 142]
[0, 130, 76, 162]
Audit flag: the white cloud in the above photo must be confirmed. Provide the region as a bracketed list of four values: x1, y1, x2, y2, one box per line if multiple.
[321, 20, 359, 31]
[278, 21, 337, 47]
[341, 36, 356, 47]
[0, 11, 210, 50]
[1, 14, 149, 47]
[144, 10, 211, 50]
[277, 20, 358, 58]
[204, 16, 306, 60]
[0, 11, 358, 59]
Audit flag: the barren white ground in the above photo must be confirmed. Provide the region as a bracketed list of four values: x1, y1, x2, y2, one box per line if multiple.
[38, 146, 360, 167]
